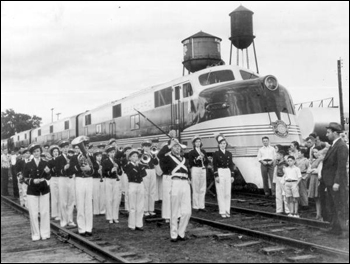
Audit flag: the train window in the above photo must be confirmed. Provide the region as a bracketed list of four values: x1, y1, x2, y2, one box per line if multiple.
[64, 120, 69, 130]
[155, 87, 172, 108]
[175, 86, 181, 101]
[183, 83, 193, 98]
[96, 124, 102, 134]
[38, 129, 41, 136]
[85, 114, 91, 126]
[113, 104, 122, 118]
[240, 70, 259, 80]
[109, 122, 116, 135]
[50, 125, 53, 133]
[25, 134, 27, 139]
[198, 70, 235, 86]
[131, 114, 140, 130]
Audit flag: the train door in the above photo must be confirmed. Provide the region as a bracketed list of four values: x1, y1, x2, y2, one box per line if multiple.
[171, 83, 184, 140]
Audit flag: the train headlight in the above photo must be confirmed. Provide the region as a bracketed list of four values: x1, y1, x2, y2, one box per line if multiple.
[264, 75, 279, 91]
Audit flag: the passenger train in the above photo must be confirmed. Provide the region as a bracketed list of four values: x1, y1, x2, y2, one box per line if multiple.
[3, 64, 302, 190]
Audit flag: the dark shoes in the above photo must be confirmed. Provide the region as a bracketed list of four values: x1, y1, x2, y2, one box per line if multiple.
[199, 208, 207, 212]
[86, 232, 93, 236]
[79, 232, 86, 237]
[170, 238, 178, 243]
[135, 227, 144, 231]
[177, 235, 189, 241]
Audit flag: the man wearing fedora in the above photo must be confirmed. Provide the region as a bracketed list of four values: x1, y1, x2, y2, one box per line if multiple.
[321, 122, 349, 239]
[23, 144, 51, 241]
[188, 135, 208, 212]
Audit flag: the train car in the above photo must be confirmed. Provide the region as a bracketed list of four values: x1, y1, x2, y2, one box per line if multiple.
[31, 115, 78, 145]
[11, 129, 32, 149]
[76, 64, 301, 189]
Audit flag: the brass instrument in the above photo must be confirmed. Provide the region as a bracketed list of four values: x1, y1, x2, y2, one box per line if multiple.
[98, 163, 103, 182]
[71, 136, 94, 177]
[141, 153, 151, 164]
[150, 147, 158, 156]
[118, 146, 124, 152]
[198, 149, 205, 169]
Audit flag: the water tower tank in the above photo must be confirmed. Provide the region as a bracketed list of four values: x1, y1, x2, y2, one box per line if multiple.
[182, 31, 223, 73]
[229, 5, 255, 50]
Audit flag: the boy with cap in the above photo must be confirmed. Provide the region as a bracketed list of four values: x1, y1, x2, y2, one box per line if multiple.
[124, 149, 147, 231]
[48, 145, 61, 220]
[188, 135, 208, 212]
[213, 134, 235, 218]
[16, 147, 31, 208]
[23, 144, 51, 241]
[274, 150, 290, 214]
[56, 141, 76, 228]
[102, 146, 123, 223]
[140, 140, 159, 216]
[158, 138, 191, 242]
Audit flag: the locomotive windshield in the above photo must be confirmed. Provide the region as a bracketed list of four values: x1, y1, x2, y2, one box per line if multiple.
[198, 70, 235, 86]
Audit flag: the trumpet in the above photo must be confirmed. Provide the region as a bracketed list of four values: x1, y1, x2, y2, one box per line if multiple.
[150, 147, 158, 156]
[141, 153, 151, 164]
[118, 146, 124, 152]
[198, 150, 205, 169]
[98, 164, 103, 182]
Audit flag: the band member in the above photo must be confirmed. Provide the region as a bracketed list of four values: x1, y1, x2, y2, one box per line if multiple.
[57, 141, 76, 228]
[1, 148, 11, 196]
[92, 151, 106, 215]
[70, 136, 94, 236]
[23, 144, 51, 241]
[213, 134, 235, 218]
[97, 143, 108, 162]
[10, 149, 20, 198]
[102, 146, 123, 224]
[188, 135, 209, 212]
[108, 138, 123, 162]
[124, 149, 147, 231]
[120, 145, 132, 212]
[48, 145, 60, 221]
[140, 140, 159, 216]
[16, 148, 31, 207]
[158, 138, 191, 242]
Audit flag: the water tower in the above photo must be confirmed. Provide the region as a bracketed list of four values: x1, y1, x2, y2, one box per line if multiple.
[182, 31, 224, 75]
[229, 5, 259, 73]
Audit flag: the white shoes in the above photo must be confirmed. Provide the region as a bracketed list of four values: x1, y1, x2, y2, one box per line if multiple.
[68, 222, 76, 227]
[221, 214, 227, 218]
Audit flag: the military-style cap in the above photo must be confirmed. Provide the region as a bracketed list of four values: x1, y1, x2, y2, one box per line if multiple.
[141, 140, 152, 147]
[94, 150, 103, 157]
[59, 141, 70, 148]
[191, 135, 201, 144]
[21, 148, 30, 154]
[215, 133, 226, 144]
[43, 144, 50, 149]
[105, 145, 116, 153]
[326, 122, 343, 132]
[108, 138, 117, 145]
[97, 143, 106, 148]
[170, 138, 187, 149]
[123, 145, 132, 153]
[29, 143, 42, 154]
[128, 149, 140, 159]
[68, 148, 75, 154]
[49, 145, 60, 156]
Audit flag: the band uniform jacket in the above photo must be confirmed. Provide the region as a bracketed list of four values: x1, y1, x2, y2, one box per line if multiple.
[124, 163, 147, 183]
[213, 149, 235, 178]
[69, 154, 94, 177]
[157, 145, 190, 178]
[48, 157, 60, 177]
[23, 158, 51, 196]
[56, 154, 74, 177]
[188, 148, 209, 168]
[102, 158, 123, 180]
[321, 138, 349, 187]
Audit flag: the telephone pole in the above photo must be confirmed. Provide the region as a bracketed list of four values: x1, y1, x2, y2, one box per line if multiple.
[337, 59, 345, 130]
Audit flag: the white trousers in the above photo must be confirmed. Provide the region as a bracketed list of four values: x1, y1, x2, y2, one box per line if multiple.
[155, 165, 163, 201]
[144, 169, 156, 213]
[93, 178, 106, 215]
[58, 177, 75, 227]
[18, 178, 28, 208]
[275, 177, 290, 214]
[128, 182, 144, 229]
[170, 179, 191, 239]
[215, 168, 232, 215]
[121, 173, 129, 211]
[162, 175, 172, 219]
[191, 167, 207, 209]
[105, 178, 121, 221]
[27, 193, 50, 241]
[75, 177, 93, 234]
[50, 177, 60, 219]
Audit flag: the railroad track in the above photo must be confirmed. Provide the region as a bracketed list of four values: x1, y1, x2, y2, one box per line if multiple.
[1, 195, 151, 263]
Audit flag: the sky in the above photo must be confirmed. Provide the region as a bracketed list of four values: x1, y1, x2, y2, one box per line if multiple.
[1, 1, 349, 126]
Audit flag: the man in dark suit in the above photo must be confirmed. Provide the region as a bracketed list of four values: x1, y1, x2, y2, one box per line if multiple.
[321, 122, 349, 239]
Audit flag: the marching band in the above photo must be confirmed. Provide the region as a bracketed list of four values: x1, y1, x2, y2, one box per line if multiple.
[7, 127, 239, 242]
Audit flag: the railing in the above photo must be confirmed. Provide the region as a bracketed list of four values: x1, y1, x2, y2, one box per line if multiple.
[294, 97, 335, 111]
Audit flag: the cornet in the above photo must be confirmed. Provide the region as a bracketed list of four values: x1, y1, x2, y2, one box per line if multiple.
[150, 147, 158, 156]
[141, 153, 151, 164]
